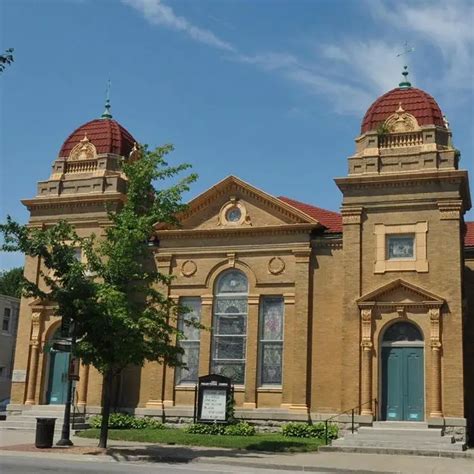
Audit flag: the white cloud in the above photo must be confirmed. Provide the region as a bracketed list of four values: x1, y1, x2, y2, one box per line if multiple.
[122, 0, 473, 117]
[368, 0, 474, 89]
[122, 0, 235, 52]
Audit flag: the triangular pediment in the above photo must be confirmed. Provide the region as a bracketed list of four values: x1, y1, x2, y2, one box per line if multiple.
[157, 175, 320, 231]
[358, 279, 444, 306]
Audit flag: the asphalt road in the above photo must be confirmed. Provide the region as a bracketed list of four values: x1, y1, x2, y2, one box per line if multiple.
[0, 454, 305, 474]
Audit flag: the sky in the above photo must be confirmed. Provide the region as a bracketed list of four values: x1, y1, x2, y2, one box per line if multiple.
[1, 0, 473, 270]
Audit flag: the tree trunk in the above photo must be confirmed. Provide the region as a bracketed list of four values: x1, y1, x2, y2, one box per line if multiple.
[98, 369, 114, 449]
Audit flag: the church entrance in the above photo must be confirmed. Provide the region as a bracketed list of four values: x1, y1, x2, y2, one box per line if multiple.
[45, 328, 70, 404]
[381, 322, 424, 421]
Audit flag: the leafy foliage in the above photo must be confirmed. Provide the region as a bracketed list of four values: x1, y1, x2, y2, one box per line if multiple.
[89, 413, 164, 430]
[0, 48, 14, 73]
[0, 143, 198, 448]
[281, 422, 338, 440]
[76, 144, 198, 374]
[0, 267, 23, 298]
[185, 422, 256, 437]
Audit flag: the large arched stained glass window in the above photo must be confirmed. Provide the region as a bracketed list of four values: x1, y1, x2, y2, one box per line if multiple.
[211, 270, 248, 384]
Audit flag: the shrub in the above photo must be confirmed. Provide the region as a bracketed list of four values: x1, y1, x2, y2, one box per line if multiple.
[89, 413, 164, 430]
[224, 422, 256, 436]
[281, 422, 311, 438]
[185, 422, 256, 436]
[281, 422, 338, 440]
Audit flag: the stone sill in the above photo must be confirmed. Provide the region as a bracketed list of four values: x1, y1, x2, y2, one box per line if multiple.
[257, 387, 282, 393]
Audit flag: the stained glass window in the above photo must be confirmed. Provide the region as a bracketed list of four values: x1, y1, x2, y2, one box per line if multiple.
[387, 235, 415, 259]
[176, 297, 201, 385]
[259, 297, 284, 385]
[212, 270, 248, 384]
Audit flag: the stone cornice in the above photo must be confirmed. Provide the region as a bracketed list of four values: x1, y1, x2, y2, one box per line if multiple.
[22, 192, 127, 211]
[335, 169, 471, 210]
[155, 223, 318, 240]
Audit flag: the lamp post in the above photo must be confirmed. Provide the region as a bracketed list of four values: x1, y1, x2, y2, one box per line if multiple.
[56, 322, 77, 446]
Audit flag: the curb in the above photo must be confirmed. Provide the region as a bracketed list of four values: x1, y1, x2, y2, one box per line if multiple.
[319, 445, 474, 459]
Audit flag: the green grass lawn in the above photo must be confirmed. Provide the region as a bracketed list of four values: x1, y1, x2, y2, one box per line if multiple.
[77, 428, 325, 452]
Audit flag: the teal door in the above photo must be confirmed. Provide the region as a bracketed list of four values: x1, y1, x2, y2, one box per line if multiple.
[46, 350, 70, 404]
[382, 346, 424, 421]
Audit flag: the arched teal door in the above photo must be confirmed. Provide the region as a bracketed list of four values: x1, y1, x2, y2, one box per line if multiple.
[46, 329, 70, 404]
[381, 322, 424, 421]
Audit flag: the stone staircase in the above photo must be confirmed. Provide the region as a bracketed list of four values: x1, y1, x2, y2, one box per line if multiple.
[1, 404, 88, 434]
[322, 421, 467, 457]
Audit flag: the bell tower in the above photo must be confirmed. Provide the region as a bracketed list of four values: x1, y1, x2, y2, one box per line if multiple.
[10, 101, 138, 407]
[335, 67, 471, 428]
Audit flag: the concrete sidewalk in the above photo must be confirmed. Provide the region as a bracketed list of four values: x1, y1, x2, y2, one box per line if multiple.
[1, 428, 473, 473]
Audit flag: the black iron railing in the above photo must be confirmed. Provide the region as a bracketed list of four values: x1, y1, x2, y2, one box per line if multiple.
[323, 398, 377, 444]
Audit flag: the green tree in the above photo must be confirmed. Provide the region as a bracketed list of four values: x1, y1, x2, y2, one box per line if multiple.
[0, 144, 197, 449]
[0, 48, 14, 73]
[79, 144, 197, 447]
[0, 267, 24, 298]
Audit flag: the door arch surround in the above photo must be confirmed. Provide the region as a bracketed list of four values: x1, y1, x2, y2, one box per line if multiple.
[380, 320, 425, 422]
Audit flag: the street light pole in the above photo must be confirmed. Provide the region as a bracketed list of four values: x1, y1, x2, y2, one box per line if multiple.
[56, 322, 76, 446]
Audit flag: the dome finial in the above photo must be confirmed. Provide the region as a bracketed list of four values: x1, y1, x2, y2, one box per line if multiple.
[396, 41, 414, 89]
[101, 79, 112, 119]
[399, 65, 412, 89]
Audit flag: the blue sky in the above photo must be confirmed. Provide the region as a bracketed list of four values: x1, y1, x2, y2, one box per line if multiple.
[1, 0, 473, 270]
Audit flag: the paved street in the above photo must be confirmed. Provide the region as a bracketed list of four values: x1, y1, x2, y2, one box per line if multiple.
[1, 454, 303, 474]
[1, 429, 474, 473]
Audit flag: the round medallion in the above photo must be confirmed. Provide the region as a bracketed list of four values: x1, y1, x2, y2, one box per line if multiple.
[181, 260, 197, 277]
[226, 206, 242, 223]
[268, 257, 285, 275]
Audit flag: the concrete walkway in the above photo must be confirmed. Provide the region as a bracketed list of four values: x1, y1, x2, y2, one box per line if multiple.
[1, 428, 473, 473]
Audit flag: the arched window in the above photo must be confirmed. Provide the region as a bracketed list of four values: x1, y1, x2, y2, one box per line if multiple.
[211, 270, 248, 384]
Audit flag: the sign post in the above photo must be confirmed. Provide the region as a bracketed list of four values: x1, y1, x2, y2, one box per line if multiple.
[196, 374, 232, 424]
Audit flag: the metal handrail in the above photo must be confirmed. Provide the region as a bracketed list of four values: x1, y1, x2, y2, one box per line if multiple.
[323, 398, 377, 445]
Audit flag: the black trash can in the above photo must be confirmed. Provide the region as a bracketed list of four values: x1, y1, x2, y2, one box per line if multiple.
[35, 417, 56, 448]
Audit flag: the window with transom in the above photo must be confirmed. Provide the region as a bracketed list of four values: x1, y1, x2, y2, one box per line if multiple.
[259, 296, 284, 386]
[176, 297, 201, 385]
[211, 270, 248, 384]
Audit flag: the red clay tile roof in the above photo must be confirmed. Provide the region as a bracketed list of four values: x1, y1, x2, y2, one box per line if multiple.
[59, 118, 136, 158]
[361, 87, 445, 134]
[278, 196, 342, 233]
[466, 222, 474, 248]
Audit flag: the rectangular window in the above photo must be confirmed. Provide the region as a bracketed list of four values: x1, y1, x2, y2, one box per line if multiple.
[212, 297, 247, 384]
[259, 296, 284, 386]
[2, 307, 11, 332]
[73, 248, 82, 261]
[387, 235, 415, 260]
[176, 297, 201, 385]
[0, 367, 5, 377]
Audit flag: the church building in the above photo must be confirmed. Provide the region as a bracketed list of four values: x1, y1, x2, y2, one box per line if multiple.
[7, 71, 474, 443]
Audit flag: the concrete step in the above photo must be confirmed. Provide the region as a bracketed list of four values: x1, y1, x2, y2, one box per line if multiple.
[342, 432, 454, 444]
[358, 426, 442, 436]
[372, 421, 428, 429]
[332, 438, 463, 450]
[351, 429, 449, 441]
[320, 445, 471, 458]
[1, 420, 88, 431]
[7, 411, 84, 420]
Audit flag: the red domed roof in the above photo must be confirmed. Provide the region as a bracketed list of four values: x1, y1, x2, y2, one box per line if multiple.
[59, 118, 136, 158]
[361, 87, 445, 134]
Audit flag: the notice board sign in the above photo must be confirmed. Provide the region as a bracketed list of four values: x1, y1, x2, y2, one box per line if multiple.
[197, 374, 232, 423]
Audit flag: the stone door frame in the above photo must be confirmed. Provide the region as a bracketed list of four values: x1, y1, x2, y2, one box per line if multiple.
[357, 279, 444, 419]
